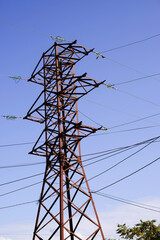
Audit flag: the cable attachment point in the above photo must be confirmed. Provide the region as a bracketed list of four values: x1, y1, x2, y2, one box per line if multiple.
[50, 35, 69, 43]
[8, 76, 23, 83]
[101, 126, 108, 131]
[104, 83, 117, 90]
[93, 51, 106, 59]
[1, 115, 22, 120]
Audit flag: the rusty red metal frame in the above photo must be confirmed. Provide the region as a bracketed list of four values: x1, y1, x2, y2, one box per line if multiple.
[24, 41, 105, 240]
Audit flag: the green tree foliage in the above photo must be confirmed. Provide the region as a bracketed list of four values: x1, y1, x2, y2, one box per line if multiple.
[116, 220, 160, 239]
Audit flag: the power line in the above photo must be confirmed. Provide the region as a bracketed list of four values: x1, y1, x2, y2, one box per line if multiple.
[104, 56, 160, 83]
[87, 136, 159, 181]
[117, 88, 160, 107]
[0, 161, 45, 169]
[0, 137, 158, 199]
[0, 181, 42, 197]
[1, 109, 160, 137]
[0, 18, 49, 37]
[1, 16, 160, 84]
[0, 137, 159, 209]
[84, 134, 158, 165]
[0, 148, 133, 170]
[1, 17, 160, 218]
[83, 146, 137, 168]
[92, 125, 160, 136]
[0, 172, 43, 187]
[0, 172, 159, 213]
[0, 200, 37, 210]
[0, 187, 160, 213]
[84, 136, 159, 168]
[3, 176, 159, 213]
[2, 108, 160, 137]
[105, 83, 160, 108]
[100, 33, 160, 53]
[109, 112, 160, 130]
[0, 145, 141, 196]
[83, 98, 158, 125]
[112, 72, 160, 86]
[2, 16, 160, 87]
[0, 141, 37, 148]
[93, 192, 160, 213]
[0, 18, 70, 43]
[0, 135, 159, 169]
[95, 192, 160, 210]
[79, 103, 160, 130]
[93, 155, 160, 193]
[1, 16, 160, 57]
[1, 137, 157, 197]
[78, 109, 103, 127]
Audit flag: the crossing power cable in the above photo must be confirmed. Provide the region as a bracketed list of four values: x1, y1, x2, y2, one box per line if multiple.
[0, 136, 158, 197]
[0, 139, 159, 209]
[83, 136, 159, 167]
[94, 192, 160, 210]
[83, 146, 139, 168]
[0, 143, 155, 198]
[2, 176, 160, 213]
[83, 134, 158, 164]
[82, 135, 160, 156]
[0, 188, 160, 213]
[0, 146, 134, 169]
[93, 192, 160, 213]
[117, 88, 160, 107]
[0, 170, 159, 213]
[0, 137, 156, 170]
[86, 136, 159, 181]
[0, 135, 159, 168]
[93, 155, 160, 193]
[1, 18, 160, 215]
[0, 146, 137, 170]
[0, 145, 152, 194]
[0, 142, 158, 201]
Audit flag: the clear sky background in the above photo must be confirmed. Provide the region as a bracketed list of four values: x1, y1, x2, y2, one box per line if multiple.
[0, 0, 160, 239]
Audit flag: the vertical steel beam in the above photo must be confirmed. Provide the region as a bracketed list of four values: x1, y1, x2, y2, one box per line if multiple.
[55, 44, 64, 240]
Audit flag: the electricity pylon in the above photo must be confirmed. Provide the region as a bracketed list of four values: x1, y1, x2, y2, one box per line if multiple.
[24, 41, 105, 240]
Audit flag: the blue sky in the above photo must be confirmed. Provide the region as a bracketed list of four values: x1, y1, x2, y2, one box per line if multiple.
[1, 0, 160, 239]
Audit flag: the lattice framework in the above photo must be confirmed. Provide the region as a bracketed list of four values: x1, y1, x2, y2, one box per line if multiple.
[25, 41, 105, 240]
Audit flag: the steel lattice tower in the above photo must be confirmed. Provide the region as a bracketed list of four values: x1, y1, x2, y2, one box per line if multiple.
[24, 41, 105, 240]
